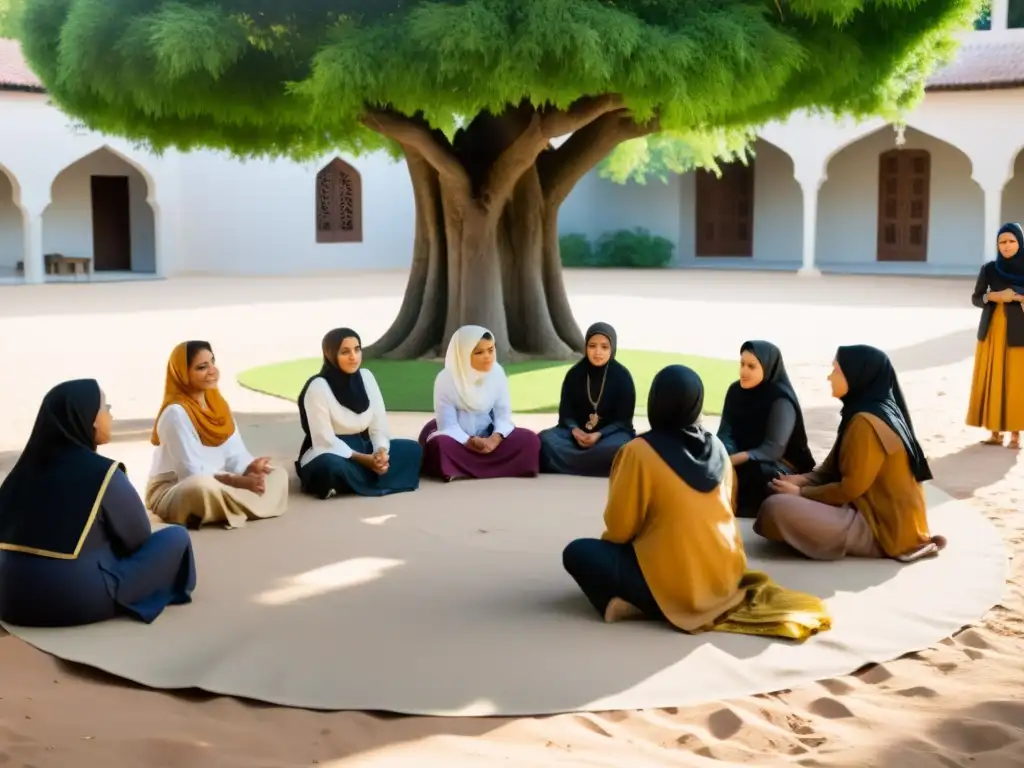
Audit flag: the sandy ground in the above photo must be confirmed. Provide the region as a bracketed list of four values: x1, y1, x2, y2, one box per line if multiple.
[0, 269, 1021, 768]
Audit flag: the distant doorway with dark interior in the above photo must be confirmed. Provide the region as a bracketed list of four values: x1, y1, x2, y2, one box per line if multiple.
[90, 175, 132, 271]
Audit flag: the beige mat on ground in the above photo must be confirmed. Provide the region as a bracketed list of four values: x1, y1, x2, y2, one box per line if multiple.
[1, 479, 1007, 717]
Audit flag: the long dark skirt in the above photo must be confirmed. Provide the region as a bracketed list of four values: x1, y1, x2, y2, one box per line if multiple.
[538, 426, 631, 477]
[418, 419, 541, 481]
[0, 526, 196, 627]
[297, 434, 422, 499]
[562, 538, 663, 620]
[734, 459, 791, 518]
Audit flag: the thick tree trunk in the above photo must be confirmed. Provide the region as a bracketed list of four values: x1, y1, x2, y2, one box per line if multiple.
[362, 99, 654, 361]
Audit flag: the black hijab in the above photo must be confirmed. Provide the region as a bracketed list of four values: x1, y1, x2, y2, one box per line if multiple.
[834, 345, 932, 482]
[296, 328, 371, 460]
[720, 340, 815, 472]
[0, 379, 122, 559]
[558, 322, 636, 433]
[640, 365, 727, 493]
[994, 222, 1024, 292]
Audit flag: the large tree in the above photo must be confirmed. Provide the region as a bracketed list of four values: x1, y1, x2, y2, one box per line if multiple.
[19, 0, 972, 359]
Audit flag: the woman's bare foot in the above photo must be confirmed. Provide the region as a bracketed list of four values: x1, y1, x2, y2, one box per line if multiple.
[603, 597, 644, 623]
[1009, 432, 1021, 450]
[982, 431, 1004, 446]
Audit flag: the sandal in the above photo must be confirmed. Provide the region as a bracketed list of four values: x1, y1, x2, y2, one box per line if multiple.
[981, 432, 1004, 446]
[1009, 433, 1021, 450]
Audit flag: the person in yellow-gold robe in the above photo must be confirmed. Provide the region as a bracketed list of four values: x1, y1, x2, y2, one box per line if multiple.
[562, 364, 831, 641]
[756, 345, 946, 563]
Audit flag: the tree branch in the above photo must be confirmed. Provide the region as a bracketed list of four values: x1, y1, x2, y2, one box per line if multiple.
[539, 94, 625, 138]
[361, 108, 471, 199]
[539, 112, 659, 209]
[479, 111, 547, 214]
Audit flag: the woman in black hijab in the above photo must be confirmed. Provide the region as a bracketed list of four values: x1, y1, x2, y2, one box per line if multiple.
[967, 221, 1024, 449]
[295, 328, 422, 498]
[539, 322, 636, 477]
[0, 380, 196, 627]
[755, 345, 944, 562]
[717, 340, 815, 517]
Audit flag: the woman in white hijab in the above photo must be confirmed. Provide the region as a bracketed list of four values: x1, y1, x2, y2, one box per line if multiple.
[418, 325, 541, 481]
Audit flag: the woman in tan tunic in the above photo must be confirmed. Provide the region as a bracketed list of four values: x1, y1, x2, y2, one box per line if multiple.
[966, 221, 1024, 449]
[562, 364, 831, 641]
[755, 345, 946, 562]
[146, 341, 289, 529]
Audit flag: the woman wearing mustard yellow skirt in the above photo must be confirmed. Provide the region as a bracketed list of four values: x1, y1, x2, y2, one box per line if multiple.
[967, 222, 1024, 450]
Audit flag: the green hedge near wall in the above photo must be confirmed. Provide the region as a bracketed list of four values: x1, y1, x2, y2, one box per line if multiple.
[560, 228, 674, 268]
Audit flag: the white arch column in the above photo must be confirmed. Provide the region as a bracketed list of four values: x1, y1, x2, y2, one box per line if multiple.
[20, 206, 44, 284]
[794, 160, 827, 276]
[972, 149, 1016, 265]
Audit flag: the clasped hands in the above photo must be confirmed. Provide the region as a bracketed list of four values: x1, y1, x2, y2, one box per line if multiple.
[467, 434, 503, 454]
[571, 427, 602, 448]
[354, 447, 390, 475]
[216, 455, 273, 495]
[767, 472, 810, 497]
[989, 288, 1024, 303]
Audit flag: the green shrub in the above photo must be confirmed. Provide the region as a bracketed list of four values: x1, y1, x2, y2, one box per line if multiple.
[558, 233, 593, 267]
[595, 227, 674, 268]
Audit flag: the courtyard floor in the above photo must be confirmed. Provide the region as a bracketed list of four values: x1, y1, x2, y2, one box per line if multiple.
[0, 268, 1021, 767]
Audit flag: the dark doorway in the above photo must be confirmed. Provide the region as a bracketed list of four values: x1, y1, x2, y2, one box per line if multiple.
[876, 149, 930, 262]
[695, 161, 755, 257]
[90, 175, 132, 271]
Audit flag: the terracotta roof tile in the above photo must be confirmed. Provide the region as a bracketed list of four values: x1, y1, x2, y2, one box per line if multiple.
[926, 38, 1024, 90]
[0, 38, 43, 91]
[1, 35, 1022, 96]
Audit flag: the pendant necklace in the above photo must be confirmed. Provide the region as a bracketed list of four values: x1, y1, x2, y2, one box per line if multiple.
[585, 366, 608, 431]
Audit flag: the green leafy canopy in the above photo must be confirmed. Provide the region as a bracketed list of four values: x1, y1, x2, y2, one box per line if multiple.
[17, 0, 979, 180]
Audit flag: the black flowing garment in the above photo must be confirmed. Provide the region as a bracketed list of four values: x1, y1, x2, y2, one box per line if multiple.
[0, 379, 122, 559]
[640, 364, 727, 493]
[296, 327, 372, 463]
[557, 322, 636, 439]
[718, 340, 815, 473]
[834, 345, 933, 483]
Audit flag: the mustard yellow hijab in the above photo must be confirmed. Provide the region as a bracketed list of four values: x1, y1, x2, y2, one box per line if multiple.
[151, 341, 235, 447]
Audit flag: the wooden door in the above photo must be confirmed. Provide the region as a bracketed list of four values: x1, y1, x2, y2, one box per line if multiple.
[90, 175, 132, 271]
[877, 150, 930, 262]
[695, 161, 754, 257]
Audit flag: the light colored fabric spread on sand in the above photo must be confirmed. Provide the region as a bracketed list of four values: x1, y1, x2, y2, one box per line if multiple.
[1, 478, 1006, 717]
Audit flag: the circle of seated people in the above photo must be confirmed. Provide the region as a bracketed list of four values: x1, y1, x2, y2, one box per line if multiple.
[0, 324, 1007, 715]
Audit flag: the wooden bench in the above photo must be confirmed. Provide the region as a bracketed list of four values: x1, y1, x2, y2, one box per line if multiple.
[44, 253, 92, 277]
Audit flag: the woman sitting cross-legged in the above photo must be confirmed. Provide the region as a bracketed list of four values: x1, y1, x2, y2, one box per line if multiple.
[562, 365, 831, 640]
[146, 341, 289, 529]
[717, 340, 816, 517]
[539, 321, 636, 477]
[419, 325, 541, 481]
[296, 327, 422, 499]
[0, 379, 196, 627]
[755, 344, 946, 562]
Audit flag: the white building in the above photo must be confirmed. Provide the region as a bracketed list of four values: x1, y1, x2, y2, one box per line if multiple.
[1, 3, 1023, 284]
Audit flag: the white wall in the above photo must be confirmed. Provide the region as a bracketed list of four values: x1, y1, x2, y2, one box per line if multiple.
[818, 127, 982, 268]
[42, 148, 155, 271]
[175, 151, 415, 275]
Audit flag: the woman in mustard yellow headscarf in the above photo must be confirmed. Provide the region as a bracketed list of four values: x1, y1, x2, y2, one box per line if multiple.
[145, 341, 289, 529]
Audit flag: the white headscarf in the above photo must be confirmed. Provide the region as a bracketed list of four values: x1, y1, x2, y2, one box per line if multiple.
[444, 325, 503, 412]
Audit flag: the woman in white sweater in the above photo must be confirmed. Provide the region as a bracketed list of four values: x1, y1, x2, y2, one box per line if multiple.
[147, 341, 289, 529]
[295, 328, 422, 499]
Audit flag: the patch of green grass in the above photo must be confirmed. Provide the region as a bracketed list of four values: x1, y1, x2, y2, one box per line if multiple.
[238, 350, 736, 416]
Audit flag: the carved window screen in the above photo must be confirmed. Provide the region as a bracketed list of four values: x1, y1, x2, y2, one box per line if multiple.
[315, 158, 363, 243]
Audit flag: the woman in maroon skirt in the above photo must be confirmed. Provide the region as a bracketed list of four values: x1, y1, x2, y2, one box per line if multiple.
[418, 325, 541, 481]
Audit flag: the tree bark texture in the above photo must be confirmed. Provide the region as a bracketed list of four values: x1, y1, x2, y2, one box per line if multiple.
[361, 99, 656, 361]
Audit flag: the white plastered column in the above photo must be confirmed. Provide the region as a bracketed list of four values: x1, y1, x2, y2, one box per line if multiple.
[19, 204, 45, 284]
[795, 163, 827, 276]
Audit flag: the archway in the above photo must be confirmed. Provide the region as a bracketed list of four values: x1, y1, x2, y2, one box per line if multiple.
[0, 164, 25, 280]
[1000, 149, 1024, 233]
[689, 138, 801, 263]
[820, 126, 981, 270]
[43, 147, 157, 276]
